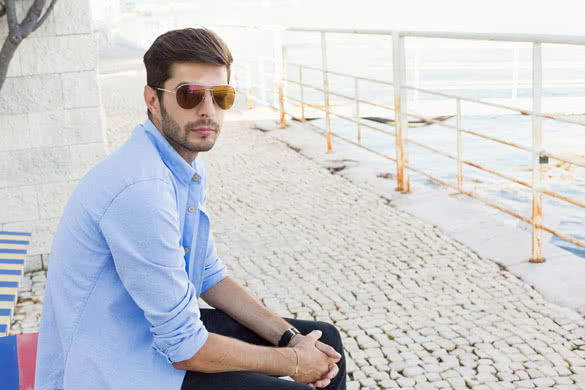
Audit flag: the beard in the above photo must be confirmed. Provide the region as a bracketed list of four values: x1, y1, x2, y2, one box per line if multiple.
[159, 101, 220, 154]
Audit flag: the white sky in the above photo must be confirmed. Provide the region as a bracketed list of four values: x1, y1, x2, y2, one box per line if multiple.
[183, 0, 585, 36]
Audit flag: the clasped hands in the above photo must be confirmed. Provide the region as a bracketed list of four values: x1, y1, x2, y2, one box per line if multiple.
[288, 330, 341, 388]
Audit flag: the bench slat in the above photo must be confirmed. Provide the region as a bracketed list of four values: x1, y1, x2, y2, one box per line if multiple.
[0, 254, 26, 260]
[0, 232, 31, 338]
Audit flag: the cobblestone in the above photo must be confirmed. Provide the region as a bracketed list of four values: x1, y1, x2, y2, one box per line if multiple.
[8, 99, 585, 389]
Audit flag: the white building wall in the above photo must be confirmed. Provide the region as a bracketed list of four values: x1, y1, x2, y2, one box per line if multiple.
[0, 0, 107, 271]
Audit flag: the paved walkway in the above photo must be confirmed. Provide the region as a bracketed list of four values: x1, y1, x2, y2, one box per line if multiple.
[9, 66, 585, 389]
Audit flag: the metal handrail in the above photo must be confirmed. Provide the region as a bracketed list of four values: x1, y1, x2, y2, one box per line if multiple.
[287, 76, 536, 152]
[222, 24, 585, 45]
[284, 62, 585, 128]
[227, 25, 585, 261]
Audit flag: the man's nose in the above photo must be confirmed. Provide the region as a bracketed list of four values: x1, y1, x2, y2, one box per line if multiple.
[196, 90, 217, 117]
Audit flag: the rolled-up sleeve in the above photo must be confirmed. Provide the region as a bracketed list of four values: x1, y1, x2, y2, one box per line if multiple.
[99, 179, 208, 363]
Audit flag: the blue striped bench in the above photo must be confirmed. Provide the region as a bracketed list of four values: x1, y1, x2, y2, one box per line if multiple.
[0, 232, 32, 337]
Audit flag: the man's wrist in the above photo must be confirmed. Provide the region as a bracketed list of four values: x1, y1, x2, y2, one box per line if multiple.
[278, 327, 301, 347]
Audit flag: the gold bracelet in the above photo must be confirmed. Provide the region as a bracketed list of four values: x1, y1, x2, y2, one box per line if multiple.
[291, 348, 299, 377]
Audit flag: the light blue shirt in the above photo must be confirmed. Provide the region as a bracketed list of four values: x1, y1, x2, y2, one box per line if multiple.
[35, 120, 228, 390]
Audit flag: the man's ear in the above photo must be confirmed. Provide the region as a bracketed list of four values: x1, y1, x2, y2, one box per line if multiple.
[144, 86, 161, 119]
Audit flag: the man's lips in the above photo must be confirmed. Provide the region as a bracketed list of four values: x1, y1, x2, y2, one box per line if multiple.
[191, 127, 215, 136]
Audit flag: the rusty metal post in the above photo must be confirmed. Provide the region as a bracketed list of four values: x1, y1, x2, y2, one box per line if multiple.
[530, 42, 545, 263]
[279, 46, 288, 128]
[321, 32, 333, 153]
[299, 65, 306, 121]
[456, 98, 463, 192]
[392, 31, 410, 193]
[355, 77, 361, 143]
[273, 31, 284, 108]
[245, 63, 254, 109]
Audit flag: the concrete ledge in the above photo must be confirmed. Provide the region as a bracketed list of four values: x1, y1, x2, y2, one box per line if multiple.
[19, 35, 97, 75]
[0, 0, 105, 257]
[61, 72, 101, 109]
[247, 112, 585, 317]
[0, 186, 39, 222]
[37, 181, 77, 219]
[0, 114, 31, 152]
[0, 74, 63, 115]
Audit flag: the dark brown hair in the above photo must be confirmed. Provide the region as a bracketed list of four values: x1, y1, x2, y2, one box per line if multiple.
[143, 28, 233, 119]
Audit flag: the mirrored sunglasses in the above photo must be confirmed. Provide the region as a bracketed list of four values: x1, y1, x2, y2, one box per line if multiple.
[156, 84, 236, 110]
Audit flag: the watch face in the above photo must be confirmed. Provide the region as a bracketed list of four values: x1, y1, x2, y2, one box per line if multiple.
[292, 328, 301, 335]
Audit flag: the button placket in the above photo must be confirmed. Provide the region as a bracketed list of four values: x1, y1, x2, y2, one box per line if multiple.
[184, 179, 201, 280]
[195, 208, 210, 297]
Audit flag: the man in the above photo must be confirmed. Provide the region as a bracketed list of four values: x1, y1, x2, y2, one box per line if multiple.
[35, 28, 347, 390]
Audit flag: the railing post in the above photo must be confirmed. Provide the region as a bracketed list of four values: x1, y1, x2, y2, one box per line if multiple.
[392, 31, 410, 193]
[321, 31, 333, 153]
[274, 30, 284, 108]
[456, 98, 463, 192]
[530, 42, 545, 263]
[355, 77, 361, 144]
[279, 46, 288, 128]
[245, 63, 254, 109]
[299, 65, 306, 121]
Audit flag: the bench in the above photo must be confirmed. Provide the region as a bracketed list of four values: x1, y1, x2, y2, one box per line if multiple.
[0, 231, 37, 389]
[0, 231, 32, 337]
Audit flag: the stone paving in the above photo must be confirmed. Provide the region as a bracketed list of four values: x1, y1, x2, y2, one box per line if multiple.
[9, 97, 585, 388]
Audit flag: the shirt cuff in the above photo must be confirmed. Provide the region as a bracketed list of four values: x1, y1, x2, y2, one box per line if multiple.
[157, 325, 209, 364]
[201, 271, 229, 295]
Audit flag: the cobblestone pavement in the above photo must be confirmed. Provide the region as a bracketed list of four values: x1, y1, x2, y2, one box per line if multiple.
[11, 115, 585, 389]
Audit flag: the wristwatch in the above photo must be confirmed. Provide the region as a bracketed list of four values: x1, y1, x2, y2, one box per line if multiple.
[278, 327, 301, 347]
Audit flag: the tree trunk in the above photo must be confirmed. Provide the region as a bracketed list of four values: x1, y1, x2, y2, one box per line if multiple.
[0, 35, 19, 91]
[0, 0, 58, 92]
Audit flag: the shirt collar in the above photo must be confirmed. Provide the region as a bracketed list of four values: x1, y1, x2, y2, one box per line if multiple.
[141, 119, 197, 185]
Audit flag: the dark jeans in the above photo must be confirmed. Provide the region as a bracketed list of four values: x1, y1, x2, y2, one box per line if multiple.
[181, 309, 347, 390]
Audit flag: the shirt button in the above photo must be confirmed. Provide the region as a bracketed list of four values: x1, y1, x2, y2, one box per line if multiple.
[184, 247, 189, 254]
[188, 206, 195, 213]
[193, 174, 199, 181]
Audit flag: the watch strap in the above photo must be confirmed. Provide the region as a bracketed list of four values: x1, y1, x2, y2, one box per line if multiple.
[278, 327, 301, 347]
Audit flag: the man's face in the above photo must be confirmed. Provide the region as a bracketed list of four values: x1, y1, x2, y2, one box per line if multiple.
[152, 62, 228, 162]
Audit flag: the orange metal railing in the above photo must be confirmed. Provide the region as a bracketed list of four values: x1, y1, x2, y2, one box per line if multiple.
[227, 26, 585, 262]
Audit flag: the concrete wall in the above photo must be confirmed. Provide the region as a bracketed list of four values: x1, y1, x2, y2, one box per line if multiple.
[0, 0, 107, 271]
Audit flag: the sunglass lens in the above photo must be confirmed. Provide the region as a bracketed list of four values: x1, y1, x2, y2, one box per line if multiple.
[176, 85, 205, 109]
[212, 86, 236, 110]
